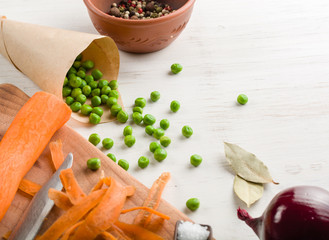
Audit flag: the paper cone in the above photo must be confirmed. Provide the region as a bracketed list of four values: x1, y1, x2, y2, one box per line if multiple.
[0, 17, 121, 123]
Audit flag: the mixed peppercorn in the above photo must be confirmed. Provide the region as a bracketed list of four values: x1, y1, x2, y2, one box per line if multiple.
[108, 0, 175, 20]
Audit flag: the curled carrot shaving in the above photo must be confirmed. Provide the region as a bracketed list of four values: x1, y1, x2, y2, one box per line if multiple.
[60, 221, 84, 240]
[60, 168, 86, 205]
[100, 231, 118, 240]
[48, 189, 73, 211]
[18, 179, 41, 197]
[115, 221, 164, 240]
[49, 139, 64, 170]
[90, 178, 104, 193]
[125, 186, 135, 197]
[121, 207, 170, 220]
[3, 231, 11, 240]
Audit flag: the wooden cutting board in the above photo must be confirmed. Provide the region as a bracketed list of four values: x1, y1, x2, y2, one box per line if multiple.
[0, 84, 191, 239]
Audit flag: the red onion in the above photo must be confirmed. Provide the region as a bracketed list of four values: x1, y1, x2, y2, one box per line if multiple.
[237, 186, 329, 240]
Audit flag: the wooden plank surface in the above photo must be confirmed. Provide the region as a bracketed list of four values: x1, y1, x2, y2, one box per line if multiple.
[0, 84, 190, 239]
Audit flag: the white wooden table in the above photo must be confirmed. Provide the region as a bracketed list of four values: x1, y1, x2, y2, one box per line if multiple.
[2, 0, 329, 239]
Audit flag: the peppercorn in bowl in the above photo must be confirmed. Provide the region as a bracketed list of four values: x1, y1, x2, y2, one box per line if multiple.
[83, 0, 196, 53]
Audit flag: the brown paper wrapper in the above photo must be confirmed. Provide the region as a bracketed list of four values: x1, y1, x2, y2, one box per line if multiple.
[0, 17, 121, 123]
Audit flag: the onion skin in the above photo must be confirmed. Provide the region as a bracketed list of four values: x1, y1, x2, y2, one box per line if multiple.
[237, 186, 329, 240]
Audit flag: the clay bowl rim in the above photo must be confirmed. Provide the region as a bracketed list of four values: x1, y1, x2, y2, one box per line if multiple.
[83, 0, 196, 25]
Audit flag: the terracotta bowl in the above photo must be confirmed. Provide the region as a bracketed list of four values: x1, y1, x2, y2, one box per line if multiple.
[83, 0, 196, 53]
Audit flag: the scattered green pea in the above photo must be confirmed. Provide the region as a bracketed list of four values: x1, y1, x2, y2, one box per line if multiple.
[143, 114, 156, 125]
[170, 100, 180, 112]
[237, 94, 248, 105]
[76, 94, 87, 104]
[62, 86, 72, 97]
[82, 85, 92, 97]
[145, 125, 155, 136]
[89, 81, 98, 90]
[160, 119, 170, 130]
[123, 125, 133, 136]
[91, 88, 101, 97]
[88, 133, 101, 146]
[101, 94, 109, 104]
[101, 86, 111, 95]
[150, 91, 160, 102]
[92, 107, 103, 117]
[110, 104, 122, 116]
[190, 154, 202, 167]
[109, 90, 119, 99]
[87, 158, 101, 170]
[117, 110, 129, 123]
[107, 153, 116, 162]
[91, 96, 102, 107]
[70, 102, 82, 112]
[71, 88, 82, 98]
[81, 104, 93, 116]
[69, 76, 82, 88]
[124, 135, 136, 147]
[160, 136, 171, 147]
[133, 106, 143, 114]
[153, 128, 165, 140]
[109, 80, 118, 90]
[73, 61, 81, 69]
[106, 97, 118, 108]
[135, 97, 146, 108]
[154, 148, 167, 161]
[118, 159, 129, 171]
[149, 142, 161, 153]
[98, 79, 109, 89]
[186, 198, 200, 211]
[85, 75, 94, 84]
[82, 60, 94, 70]
[171, 63, 183, 74]
[91, 69, 103, 80]
[89, 113, 101, 124]
[138, 156, 150, 169]
[77, 70, 86, 79]
[102, 138, 114, 149]
[132, 112, 143, 124]
[65, 96, 74, 105]
[182, 125, 193, 138]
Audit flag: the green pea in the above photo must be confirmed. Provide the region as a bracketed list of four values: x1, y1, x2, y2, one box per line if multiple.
[182, 125, 193, 138]
[71, 88, 82, 98]
[124, 135, 136, 147]
[154, 148, 167, 161]
[76, 54, 83, 61]
[67, 67, 77, 76]
[92, 107, 103, 117]
[133, 106, 143, 114]
[92, 69, 103, 80]
[98, 79, 109, 89]
[82, 85, 92, 97]
[190, 154, 202, 167]
[237, 94, 248, 105]
[107, 153, 116, 162]
[76, 94, 87, 104]
[87, 158, 101, 170]
[68, 73, 76, 81]
[138, 156, 150, 169]
[170, 100, 180, 112]
[132, 112, 143, 124]
[109, 90, 119, 99]
[88, 133, 101, 146]
[101, 95, 109, 104]
[153, 128, 165, 140]
[102, 138, 114, 149]
[89, 113, 101, 124]
[143, 114, 156, 125]
[63, 77, 69, 86]
[91, 96, 102, 107]
[85, 75, 94, 84]
[69, 76, 82, 88]
[89, 81, 98, 90]
[65, 96, 74, 105]
[91, 88, 101, 97]
[117, 110, 129, 123]
[110, 104, 122, 116]
[101, 86, 111, 95]
[160, 119, 170, 130]
[145, 125, 155, 136]
[62, 86, 72, 97]
[77, 70, 86, 79]
[186, 198, 200, 211]
[171, 63, 183, 74]
[80, 80, 87, 88]
[81, 104, 93, 116]
[123, 125, 133, 136]
[109, 80, 118, 90]
[160, 136, 171, 147]
[118, 159, 129, 171]
[82, 60, 94, 70]
[79, 67, 87, 73]
[135, 97, 146, 108]
[150, 91, 160, 102]
[70, 102, 81, 112]
[149, 142, 161, 153]
[106, 97, 118, 108]
[73, 61, 81, 69]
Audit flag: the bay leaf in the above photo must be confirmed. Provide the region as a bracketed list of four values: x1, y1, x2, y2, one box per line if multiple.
[233, 175, 264, 207]
[224, 142, 277, 184]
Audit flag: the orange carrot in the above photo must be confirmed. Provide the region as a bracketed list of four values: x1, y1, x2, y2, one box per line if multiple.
[18, 179, 41, 197]
[100, 231, 118, 240]
[133, 172, 171, 226]
[37, 189, 106, 240]
[60, 168, 86, 205]
[115, 221, 164, 240]
[60, 221, 84, 240]
[121, 207, 170, 220]
[48, 189, 73, 211]
[90, 178, 104, 193]
[49, 139, 64, 170]
[3, 231, 11, 240]
[0, 91, 71, 221]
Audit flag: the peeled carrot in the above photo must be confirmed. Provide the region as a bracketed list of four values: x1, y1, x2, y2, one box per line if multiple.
[18, 179, 41, 197]
[3, 231, 11, 240]
[115, 221, 164, 240]
[60, 221, 84, 240]
[49, 139, 64, 170]
[48, 189, 73, 211]
[100, 231, 118, 240]
[121, 206, 170, 220]
[0, 91, 71, 221]
[60, 168, 86, 205]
